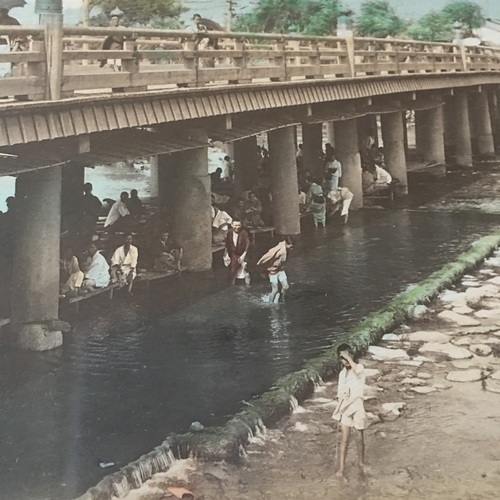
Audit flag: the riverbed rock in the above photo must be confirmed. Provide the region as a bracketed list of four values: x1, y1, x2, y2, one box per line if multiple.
[486, 276, 500, 285]
[456, 326, 500, 336]
[474, 309, 500, 320]
[368, 346, 410, 360]
[477, 298, 500, 309]
[485, 380, 500, 394]
[406, 331, 450, 343]
[432, 383, 452, 390]
[400, 377, 427, 386]
[382, 333, 399, 341]
[437, 310, 481, 327]
[409, 305, 429, 320]
[469, 344, 492, 357]
[387, 360, 423, 367]
[452, 305, 474, 315]
[419, 342, 473, 359]
[410, 386, 435, 394]
[484, 256, 500, 267]
[451, 337, 473, 346]
[484, 337, 500, 344]
[381, 402, 407, 416]
[491, 371, 500, 380]
[364, 368, 380, 378]
[466, 285, 500, 306]
[463, 281, 481, 288]
[445, 369, 484, 382]
[416, 372, 433, 379]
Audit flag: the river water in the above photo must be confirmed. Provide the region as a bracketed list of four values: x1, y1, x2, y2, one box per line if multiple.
[1, 209, 499, 499]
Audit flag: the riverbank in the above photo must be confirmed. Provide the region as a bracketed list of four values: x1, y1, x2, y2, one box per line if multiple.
[112, 247, 500, 500]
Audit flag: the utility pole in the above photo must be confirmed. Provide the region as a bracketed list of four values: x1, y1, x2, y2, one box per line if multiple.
[225, 0, 234, 31]
[82, 0, 90, 26]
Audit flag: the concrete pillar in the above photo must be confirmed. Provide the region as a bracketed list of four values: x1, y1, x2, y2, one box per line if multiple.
[170, 130, 212, 271]
[414, 110, 424, 156]
[489, 89, 500, 152]
[443, 96, 456, 163]
[61, 163, 84, 233]
[381, 108, 408, 196]
[12, 167, 63, 351]
[453, 92, 473, 167]
[302, 122, 324, 179]
[149, 155, 159, 198]
[470, 91, 495, 158]
[357, 114, 378, 150]
[419, 106, 446, 165]
[233, 135, 258, 196]
[334, 117, 363, 209]
[268, 127, 301, 235]
[157, 153, 176, 216]
[325, 122, 335, 146]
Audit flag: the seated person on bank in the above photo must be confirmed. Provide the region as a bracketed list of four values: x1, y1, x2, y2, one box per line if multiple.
[127, 189, 144, 218]
[212, 204, 233, 245]
[110, 234, 138, 293]
[104, 191, 136, 232]
[210, 167, 224, 185]
[244, 191, 265, 228]
[153, 231, 183, 272]
[82, 243, 110, 290]
[362, 164, 392, 195]
[60, 246, 84, 297]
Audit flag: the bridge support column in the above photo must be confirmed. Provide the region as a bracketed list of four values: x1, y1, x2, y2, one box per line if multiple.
[234, 136, 258, 196]
[381, 108, 408, 196]
[488, 89, 500, 153]
[325, 122, 335, 146]
[168, 134, 212, 271]
[443, 97, 456, 163]
[357, 115, 378, 150]
[302, 123, 324, 179]
[61, 163, 84, 233]
[471, 91, 495, 158]
[268, 127, 301, 235]
[11, 167, 63, 351]
[334, 117, 363, 209]
[149, 155, 159, 198]
[453, 92, 473, 167]
[418, 106, 446, 168]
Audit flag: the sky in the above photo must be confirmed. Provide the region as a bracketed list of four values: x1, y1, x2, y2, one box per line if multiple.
[10, 0, 500, 27]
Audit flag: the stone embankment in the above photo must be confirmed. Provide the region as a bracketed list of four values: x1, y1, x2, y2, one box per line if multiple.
[114, 250, 500, 500]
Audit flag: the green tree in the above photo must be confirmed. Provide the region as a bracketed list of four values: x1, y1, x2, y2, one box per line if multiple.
[356, 0, 405, 38]
[406, 11, 452, 41]
[89, 0, 185, 27]
[441, 0, 484, 30]
[235, 0, 342, 36]
[405, 1, 484, 42]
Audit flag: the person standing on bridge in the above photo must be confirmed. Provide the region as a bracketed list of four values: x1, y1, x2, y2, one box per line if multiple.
[100, 8, 126, 71]
[0, 8, 26, 78]
[192, 13, 224, 69]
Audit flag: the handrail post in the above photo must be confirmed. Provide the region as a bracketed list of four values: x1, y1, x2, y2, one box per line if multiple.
[36, 1, 64, 101]
[460, 43, 468, 72]
[182, 39, 198, 87]
[307, 41, 321, 79]
[121, 40, 147, 92]
[25, 39, 46, 100]
[231, 39, 250, 84]
[345, 35, 355, 77]
[271, 39, 285, 82]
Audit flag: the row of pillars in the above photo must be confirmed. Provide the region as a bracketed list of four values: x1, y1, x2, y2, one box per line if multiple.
[9, 87, 500, 350]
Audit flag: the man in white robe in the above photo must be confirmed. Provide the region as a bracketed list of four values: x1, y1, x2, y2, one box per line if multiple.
[110, 234, 138, 293]
[82, 243, 110, 289]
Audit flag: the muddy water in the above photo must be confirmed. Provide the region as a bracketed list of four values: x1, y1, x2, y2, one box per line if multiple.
[1, 211, 499, 499]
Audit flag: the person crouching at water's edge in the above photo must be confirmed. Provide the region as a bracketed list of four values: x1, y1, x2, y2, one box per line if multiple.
[224, 219, 250, 285]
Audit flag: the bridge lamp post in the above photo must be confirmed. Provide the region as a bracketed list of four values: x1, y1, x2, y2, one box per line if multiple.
[453, 21, 463, 45]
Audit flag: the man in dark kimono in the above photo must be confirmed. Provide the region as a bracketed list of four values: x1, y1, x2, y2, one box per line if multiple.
[224, 219, 250, 285]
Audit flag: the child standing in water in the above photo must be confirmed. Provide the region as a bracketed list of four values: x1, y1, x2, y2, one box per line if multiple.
[332, 343, 367, 479]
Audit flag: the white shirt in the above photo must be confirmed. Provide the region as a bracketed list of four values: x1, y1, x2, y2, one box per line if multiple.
[111, 244, 138, 269]
[375, 165, 392, 185]
[84, 251, 110, 288]
[337, 363, 365, 402]
[212, 206, 232, 229]
[104, 200, 130, 227]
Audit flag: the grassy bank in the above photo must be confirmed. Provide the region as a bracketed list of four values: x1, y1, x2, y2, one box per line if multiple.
[81, 231, 500, 500]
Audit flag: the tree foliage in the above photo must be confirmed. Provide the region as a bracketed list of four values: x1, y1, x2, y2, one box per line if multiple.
[235, 0, 342, 36]
[89, 0, 185, 27]
[356, 0, 405, 38]
[405, 0, 484, 41]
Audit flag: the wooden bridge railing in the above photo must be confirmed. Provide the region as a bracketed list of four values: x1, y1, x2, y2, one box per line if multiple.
[1, 26, 500, 101]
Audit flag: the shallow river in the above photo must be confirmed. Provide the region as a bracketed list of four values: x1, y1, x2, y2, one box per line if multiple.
[1, 210, 499, 499]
